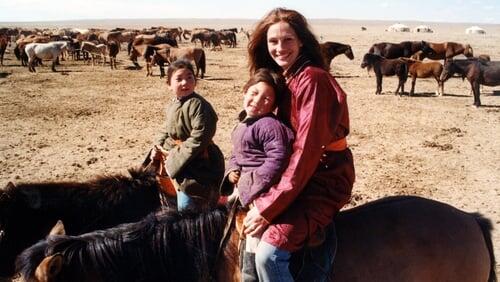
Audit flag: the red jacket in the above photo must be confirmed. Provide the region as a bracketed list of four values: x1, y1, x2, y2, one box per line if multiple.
[254, 64, 351, 222]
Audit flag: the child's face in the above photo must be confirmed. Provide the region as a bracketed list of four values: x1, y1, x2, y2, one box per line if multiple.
[168, 68, 196, 98]
[243, 81, 276, 118]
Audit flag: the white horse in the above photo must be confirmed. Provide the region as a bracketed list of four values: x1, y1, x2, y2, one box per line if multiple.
[25, 41, 67, 72]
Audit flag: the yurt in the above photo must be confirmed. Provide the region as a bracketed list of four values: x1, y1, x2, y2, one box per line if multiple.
[386, 23, 410, 32]
[465, 26, 486, 34]
[413, 25, 433, 33]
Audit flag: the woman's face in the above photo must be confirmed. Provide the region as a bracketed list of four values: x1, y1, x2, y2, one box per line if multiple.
[243, 81, 276, 118]
[266, 21, 302, 71]
[168, 68, 196, 98]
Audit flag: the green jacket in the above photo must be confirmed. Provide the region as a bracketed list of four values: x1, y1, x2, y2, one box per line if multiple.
[158, 92, 224, 196]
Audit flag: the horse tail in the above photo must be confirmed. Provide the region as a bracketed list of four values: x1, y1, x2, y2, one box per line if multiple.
[199, 49, 206, 78]
[14, 45, 21, 60]
[471, 213, 497, 282]
[402, 62, 408, 82]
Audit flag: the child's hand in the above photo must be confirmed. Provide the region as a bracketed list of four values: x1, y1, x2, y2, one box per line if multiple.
[151, 145, 168, 161]
[228, 170, 241, 184]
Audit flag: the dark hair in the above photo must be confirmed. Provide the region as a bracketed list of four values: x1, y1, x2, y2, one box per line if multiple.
[247, 7, 326, 74]
[243, 68, 287, 109]
[166, 59, 196, 85]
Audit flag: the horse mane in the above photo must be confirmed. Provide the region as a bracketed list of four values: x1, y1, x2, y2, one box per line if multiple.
[2, 166, 162, 231]
[16, 206, 230, 281]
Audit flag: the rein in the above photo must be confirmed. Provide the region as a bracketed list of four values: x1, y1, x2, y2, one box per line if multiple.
[211, 198, 240, 280]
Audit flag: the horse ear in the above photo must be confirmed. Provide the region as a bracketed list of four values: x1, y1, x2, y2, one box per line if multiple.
[35, 254, 63, 282]
[2, 182, 16, 191]
[49, 220, 66, 236]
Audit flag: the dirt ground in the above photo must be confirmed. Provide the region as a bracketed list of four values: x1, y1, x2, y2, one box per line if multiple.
[1, 19, 499, 274]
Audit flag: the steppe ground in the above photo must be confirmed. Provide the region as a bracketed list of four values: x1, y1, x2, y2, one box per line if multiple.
[1, 18, 499, 274]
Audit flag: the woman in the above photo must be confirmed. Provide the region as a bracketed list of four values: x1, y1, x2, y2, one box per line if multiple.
[244, 8, 355, 281]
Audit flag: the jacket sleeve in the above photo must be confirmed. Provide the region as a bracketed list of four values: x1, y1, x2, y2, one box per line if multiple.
[219, 151, 240, 196]
[254, 70, 341, 222]
[166, 99, 217, 178]
[238, 122, 293, 206]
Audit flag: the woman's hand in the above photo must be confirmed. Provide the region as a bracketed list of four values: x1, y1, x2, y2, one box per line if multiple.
[228, 170, 241, 184]
[243, 206, 269, 237]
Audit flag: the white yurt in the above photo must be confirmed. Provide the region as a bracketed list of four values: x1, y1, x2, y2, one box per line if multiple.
[465, 26, 486, 34]
[386, 23, 410, 32]
[413, 25, 433, 33]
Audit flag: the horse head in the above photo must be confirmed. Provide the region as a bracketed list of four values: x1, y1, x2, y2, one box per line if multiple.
[360, 53, 380, 71]
[464, 44, 474, 58]
[421, 41, 435, 57]
[345, 46, 354, 60]
[440, 60, 462, 82]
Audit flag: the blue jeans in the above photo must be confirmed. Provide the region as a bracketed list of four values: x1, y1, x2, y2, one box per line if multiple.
[176, 190, 196, 211]
[255, 241, 293, 282]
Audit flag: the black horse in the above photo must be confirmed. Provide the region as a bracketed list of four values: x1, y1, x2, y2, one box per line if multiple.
[368, 41, 430, 59]
[0, 167, 170, 279]
[361, 53, 408, 95]
[17, 196, 496, 282]
[320, 42, 354, 70]
[440, 59, 500, 106]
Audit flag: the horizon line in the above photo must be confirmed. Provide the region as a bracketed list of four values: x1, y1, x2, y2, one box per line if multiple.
[1, 17, 498, 26]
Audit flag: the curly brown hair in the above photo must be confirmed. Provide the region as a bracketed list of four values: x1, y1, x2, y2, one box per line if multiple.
[247, 7, 326, 74]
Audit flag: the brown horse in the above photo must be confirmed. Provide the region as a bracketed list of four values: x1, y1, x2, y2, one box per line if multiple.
[169, 47, 206, 78]
[401, 58, 444, 96]
[422, 42, 474, 61]
[17, 196, 496, 282]
[146, 44, 171, 77]
[440, 59, 500, 106]
[361, 53, 408, 95]
[107, 40, 120, 70]
[368, 41, 429, 59]
[320, 41, 354, 70]
[0, 34, 9, 65]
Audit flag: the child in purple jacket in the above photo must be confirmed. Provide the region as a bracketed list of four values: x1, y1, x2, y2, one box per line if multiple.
[220, 68, 294, 282]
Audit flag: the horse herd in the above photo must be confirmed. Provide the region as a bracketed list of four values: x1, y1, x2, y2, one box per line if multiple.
[0, 26, 238, 79]
[358, 40, 499, 106]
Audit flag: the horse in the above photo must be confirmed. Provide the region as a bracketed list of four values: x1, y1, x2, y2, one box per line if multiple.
[107, 40, 120, 70]
[361, 53, 408, 95]
[16, 196, 496, 282]
[0, 34, 10, 65]
[14, 35, 50, 66]
[218, 30, 237, 48]
[144, 44, 172, 77]
[401, 58, 444, 96]
[440, 59, 500, 106]
[320, 41, 354, 70]
[368, 41, 429, 59]
[148, 47, 207, 78]
[191, 31, 221, 50]
[421, 42, 474, 61]
[0, 166, 170, 279]
[80, 41, 107, 67]
[25, 41, 67, 72]
[168, 47, 206, 78]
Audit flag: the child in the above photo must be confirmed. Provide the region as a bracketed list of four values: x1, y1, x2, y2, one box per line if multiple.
[220, 68, 294, 282]
[151, 59, 224, 212]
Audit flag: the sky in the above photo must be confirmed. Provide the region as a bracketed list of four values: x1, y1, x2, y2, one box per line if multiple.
[0, 0, 499, 24]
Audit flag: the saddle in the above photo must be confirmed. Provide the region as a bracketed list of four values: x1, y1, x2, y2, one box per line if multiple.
[291, 222, 337, 282]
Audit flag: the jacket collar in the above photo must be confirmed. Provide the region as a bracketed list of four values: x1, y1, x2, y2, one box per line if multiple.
[283, 55, 312, 81]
